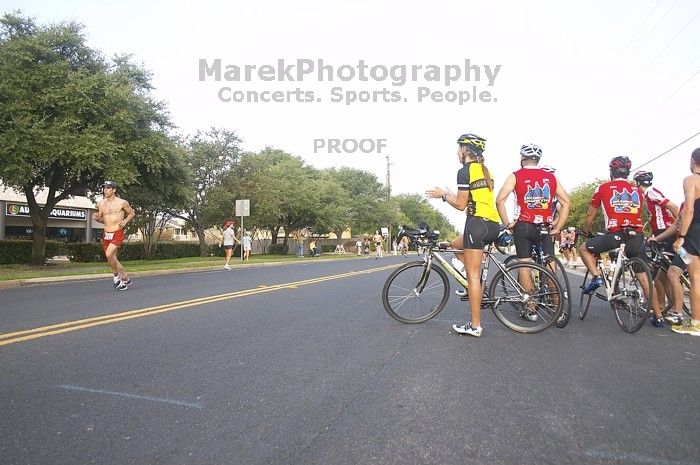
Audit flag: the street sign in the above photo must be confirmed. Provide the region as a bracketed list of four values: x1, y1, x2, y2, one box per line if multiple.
[235, 199, 250, 217]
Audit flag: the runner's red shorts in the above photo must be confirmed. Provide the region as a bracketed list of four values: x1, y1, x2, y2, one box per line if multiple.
[102, 229, 125, 252]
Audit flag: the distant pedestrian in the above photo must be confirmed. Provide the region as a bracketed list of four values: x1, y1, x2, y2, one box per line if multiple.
[293, 229, 306, 257]
[400, 234, 410, 257]
[363, 238, 371, 256]
[373, 231, 384, 259]
[309, 239, 318, 257]
[242, 231, 252, 261]
[356, 238, 362, 255]
[219, 220, 240, 270]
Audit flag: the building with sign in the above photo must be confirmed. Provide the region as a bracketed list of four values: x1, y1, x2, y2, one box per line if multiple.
[0, 184, 103, 242]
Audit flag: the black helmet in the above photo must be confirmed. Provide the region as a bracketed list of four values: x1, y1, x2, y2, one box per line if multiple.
[457, 133, 487, 154]
[609, 156, 632, 178]
[633, 170, 653, 187]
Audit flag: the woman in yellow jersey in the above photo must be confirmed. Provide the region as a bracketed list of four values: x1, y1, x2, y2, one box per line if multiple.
[427, 133, 499, 337]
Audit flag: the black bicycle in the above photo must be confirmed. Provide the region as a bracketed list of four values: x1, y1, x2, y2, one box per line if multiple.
[503, 226, 572, 328]
[381, 225, 565, 334]
[645, 240, 691, 317]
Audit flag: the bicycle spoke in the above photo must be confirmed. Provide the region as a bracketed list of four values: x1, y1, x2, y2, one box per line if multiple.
[382, 262, 450, 324]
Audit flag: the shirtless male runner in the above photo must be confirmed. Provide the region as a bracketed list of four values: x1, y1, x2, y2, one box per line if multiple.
[92, 181, 135, 290]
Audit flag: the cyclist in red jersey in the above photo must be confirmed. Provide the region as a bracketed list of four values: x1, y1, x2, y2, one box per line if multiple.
[579, 156, 663, 326]
[633, 170, 679, 321]
[496, 143, 571, 321]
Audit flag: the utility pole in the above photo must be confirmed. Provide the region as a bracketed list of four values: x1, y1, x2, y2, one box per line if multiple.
[386, 154, 394, 254]
[386, 154, 391, 198]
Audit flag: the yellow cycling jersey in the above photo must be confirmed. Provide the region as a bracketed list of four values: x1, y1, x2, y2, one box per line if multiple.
[456, 162, 499, 223]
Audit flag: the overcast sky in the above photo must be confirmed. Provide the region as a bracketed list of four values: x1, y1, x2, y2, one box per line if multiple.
[4, 0, 699, 230]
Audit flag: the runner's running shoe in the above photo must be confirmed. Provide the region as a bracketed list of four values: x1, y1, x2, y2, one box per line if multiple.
[116, 279, 132, 291]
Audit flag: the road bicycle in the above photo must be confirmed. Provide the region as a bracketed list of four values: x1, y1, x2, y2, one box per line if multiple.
[381, 225, 565, 334]
[645, 240, 691, 317]
[578, 231, 653, 333]
[503, 226, 572, 328]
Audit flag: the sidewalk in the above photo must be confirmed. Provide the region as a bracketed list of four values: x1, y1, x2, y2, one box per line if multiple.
[0, 255, 362, 290]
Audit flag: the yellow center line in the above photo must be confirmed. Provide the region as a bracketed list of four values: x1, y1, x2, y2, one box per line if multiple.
[0, 264, 397, 347]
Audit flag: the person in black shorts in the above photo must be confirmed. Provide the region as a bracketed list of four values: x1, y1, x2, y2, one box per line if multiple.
[426, 133, 499, 338]
[671, 148, 700, 335]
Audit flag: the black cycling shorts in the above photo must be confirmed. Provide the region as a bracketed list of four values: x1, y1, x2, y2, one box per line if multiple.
[463, 216, 499, 250]
[513, 221, 554, 258]
[584, 231, 644, 258]
[670, 253, 687, 271]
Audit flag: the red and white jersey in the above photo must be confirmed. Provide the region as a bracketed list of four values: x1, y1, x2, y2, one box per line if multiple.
[591, 179, 644, 233]
[644, 187, 675, 233]
[513, 167, 557, 224]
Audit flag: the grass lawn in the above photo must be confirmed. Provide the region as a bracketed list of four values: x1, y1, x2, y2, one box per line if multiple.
[0, 253, 361, 282]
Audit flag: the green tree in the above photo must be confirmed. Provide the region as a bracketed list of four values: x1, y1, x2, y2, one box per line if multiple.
[122, 143, 191, 259]
[175, 128, 242, 256]
[567, 180, 606, 233]
[0, 13, 172, 264]
[309, 172, 350, 244]
[395, 194, 458, 241]
[219, 148, 298, 250]
[323, 167, 387, 236]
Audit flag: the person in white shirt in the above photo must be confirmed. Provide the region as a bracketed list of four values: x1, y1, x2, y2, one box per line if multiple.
[242, 231, 252, 261]
[219, 220, 241, 270]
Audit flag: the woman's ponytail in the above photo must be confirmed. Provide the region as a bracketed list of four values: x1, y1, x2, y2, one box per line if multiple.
[474, 153, 493, 191]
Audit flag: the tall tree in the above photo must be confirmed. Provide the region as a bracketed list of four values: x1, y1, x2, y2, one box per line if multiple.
[0, 13, 172, 264]
[395, 194, 459, 240]
[309, 173, 350, 244]
[175, 128, 242, 256]
[122, 143, 191, 259]
[323, 167, 386, 237]
[567, 180, 606, 233]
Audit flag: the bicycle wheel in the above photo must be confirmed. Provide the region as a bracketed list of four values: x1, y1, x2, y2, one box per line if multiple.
[544, 255, 572, 328]
[488, 262, 564, 334]
[611, 257, 652, 333]
[578, 270, 593, 320]
[503, 254, 518, 267]
[382, 261, 450, 323]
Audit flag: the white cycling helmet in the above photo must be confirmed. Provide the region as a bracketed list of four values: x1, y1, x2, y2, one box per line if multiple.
[520, 143, 543, 160]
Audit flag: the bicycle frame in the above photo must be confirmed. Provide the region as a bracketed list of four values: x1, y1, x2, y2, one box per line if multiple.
[414, 246, 535, 307]
[590, 243, 628, 302]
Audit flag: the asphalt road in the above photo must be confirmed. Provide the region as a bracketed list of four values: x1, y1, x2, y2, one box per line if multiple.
[0, 255, 698, 465]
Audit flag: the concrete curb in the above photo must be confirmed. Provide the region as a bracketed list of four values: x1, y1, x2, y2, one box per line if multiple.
[0, 255, 364, 290]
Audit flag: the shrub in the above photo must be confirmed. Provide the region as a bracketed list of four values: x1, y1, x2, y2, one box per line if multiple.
[0, 240, 68, 264]
[267, 243, 288, 255]
[65, 242, 103, 263]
